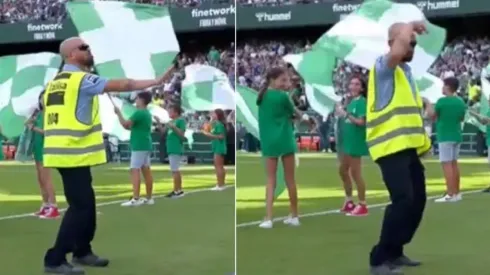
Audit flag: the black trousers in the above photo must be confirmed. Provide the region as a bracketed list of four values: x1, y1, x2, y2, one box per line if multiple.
[44, 166, 96, 266]
[370, 149, 426, 266]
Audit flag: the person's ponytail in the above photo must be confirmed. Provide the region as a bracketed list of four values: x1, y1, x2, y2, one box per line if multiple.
[256, 82, 269, 106]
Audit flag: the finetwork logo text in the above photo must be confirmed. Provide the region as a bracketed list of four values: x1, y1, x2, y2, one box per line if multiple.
[255, 11, 292, 22]
[191, 5, 235, 18]
[27, 23, 63, 32]
[332, 3, 361, 13]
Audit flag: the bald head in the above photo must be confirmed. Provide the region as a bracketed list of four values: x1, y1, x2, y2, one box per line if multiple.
[59, 37, 84, 59]
[59, 37, 94, 69]
[388, 23, 407, 40]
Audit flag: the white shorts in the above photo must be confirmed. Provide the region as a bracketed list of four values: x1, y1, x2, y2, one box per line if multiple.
[169, 155, 182, 172]
[130, 151, 151, 169]
[438, 142, 460, 163]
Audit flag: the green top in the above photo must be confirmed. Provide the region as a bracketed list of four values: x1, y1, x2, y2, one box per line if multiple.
[211, 121, 227, 155]
[166, 117, 187, 155]
[129, 109, 153, 151]
[435, 96, 467, 143]
[208, 49, 220, 62]
[0, 139, 3, 160]
[258, 89, 297, 157]
[341, 96, 369, 157]
[33, 111, 45, 161]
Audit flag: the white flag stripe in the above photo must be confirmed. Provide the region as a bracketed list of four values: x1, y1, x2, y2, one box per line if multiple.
[17, 52, 58, 72]
[80, 1, 179, 79]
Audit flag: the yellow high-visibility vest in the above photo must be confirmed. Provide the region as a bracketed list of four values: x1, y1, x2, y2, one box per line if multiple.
[366, 65, 431, 161]
[43, 71, 107, 168]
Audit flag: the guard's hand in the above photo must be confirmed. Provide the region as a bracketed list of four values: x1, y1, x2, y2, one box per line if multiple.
[411, 21, 427, 34]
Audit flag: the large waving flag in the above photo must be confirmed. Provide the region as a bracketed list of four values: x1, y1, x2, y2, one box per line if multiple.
[236, 85, 285, 199]
[181, 64, 235, 111]
[283, 51, 341, 116]
[0, 53, 61, 138]
[66, 1, 180, 139]
[315, 0, 446, 77]
[468, 66, 490, 132]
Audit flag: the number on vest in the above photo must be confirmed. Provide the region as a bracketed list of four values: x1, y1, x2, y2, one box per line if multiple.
[47, 113, 59, 125]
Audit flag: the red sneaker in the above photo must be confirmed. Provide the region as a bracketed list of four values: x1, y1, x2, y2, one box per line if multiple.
[340, 201, 356, 213]
[34, 206, 49, 217]
[40, 207, 60, 219]
[346, 204, 369, 217]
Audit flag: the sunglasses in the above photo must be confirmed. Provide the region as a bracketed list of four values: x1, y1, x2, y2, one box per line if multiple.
[78, 44, 90, 51]
[409, 40, 417, 48]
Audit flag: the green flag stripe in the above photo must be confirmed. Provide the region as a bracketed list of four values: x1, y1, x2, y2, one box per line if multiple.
[123, 2, 170, 20]
[66, 2, 105, 33]
[354, 0, 392, 21]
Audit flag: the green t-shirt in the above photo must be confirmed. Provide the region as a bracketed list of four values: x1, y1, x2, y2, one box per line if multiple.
[341, 97, 369, 157]
[166, 117, 186, 155]
[129, 109, 153, 151]
[33, 111, 44, 161]
[211, 121, 227, 155]
[258, 89, 297, 157]
[435, 96, 467, 143]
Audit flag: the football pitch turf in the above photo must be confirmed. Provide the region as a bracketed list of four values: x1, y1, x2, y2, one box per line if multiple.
[0, 162, 235, 275]
[236, 153, 490, 275]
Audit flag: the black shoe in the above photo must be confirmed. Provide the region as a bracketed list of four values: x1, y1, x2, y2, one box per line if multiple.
[165, 190, 185, 198]
[44, 263, 85, 274]
[370, 263, 403, 275]
[72, 254, 109, 267]
[483, 187, 490, 193]
[392, 255, 421, 267]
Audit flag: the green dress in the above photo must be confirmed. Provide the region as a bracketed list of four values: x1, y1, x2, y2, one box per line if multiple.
[258, 89, 297, 157]
[341, 96, 369, 157]
[33, 111, 44, 162]
[211, 121, 227, 155]
[0, 138, 4, 161]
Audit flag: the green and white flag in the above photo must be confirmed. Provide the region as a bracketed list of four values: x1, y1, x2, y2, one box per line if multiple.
[236, 85, 285, 199]
[181, 64, 235, 111]
[0, 52, 61, 138]
[468, 66, 490, 132]
[66, 1, 180, 140]
[314, 0, 446, 78]
[283, 51, 341, 116]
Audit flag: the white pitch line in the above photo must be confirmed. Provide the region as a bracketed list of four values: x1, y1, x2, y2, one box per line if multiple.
[236, 189, 484, 228]
[0, 185, 235, 222]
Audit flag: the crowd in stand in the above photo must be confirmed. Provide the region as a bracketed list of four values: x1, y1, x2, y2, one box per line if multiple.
[0, 0, 233, 23]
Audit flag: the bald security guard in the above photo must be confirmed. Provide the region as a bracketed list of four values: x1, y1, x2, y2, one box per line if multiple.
[43, 37, 175, 275]
[366, 22, 433, 275]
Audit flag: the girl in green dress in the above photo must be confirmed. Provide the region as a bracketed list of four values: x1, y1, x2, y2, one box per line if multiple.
[25, 92, 59, 219]
[336, 76, 369, 217]
[201, 108, 228, 191]
[0, 126, 4, 161]
[257, 67, 300, 229]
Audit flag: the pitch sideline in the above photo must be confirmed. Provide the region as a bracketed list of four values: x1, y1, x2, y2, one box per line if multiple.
[236, 189, 483, 228]
[0, 185, 235, 221]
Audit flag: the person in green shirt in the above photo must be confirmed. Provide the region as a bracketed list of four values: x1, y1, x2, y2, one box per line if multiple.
[156, 105, 187, 198]
[468, 99, 490, 193]
[433, 77, 467, 203]
[201, 108, 228, 191]
[115, 91, 155, 207]
[335, 76, 369, 217]
[257, 66, 300, 229]
[25, 92, 59, 219]
[0, 126, 4, 161]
